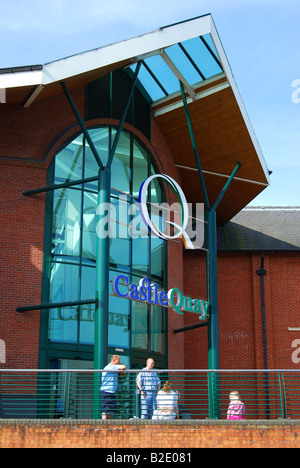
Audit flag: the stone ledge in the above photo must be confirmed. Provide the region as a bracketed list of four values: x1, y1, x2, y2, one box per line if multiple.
[0, 418, 299, 426]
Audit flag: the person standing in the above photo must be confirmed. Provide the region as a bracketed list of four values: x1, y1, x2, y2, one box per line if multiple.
[136, 358, 161, 419]
[100, 355, 127, 420]
[227, 391, 245, 420]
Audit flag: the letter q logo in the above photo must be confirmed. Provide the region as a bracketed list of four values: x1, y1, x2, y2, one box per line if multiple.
[139, 174, 194, 249]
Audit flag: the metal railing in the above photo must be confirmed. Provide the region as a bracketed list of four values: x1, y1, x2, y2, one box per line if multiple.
[0, 369, 299, 420]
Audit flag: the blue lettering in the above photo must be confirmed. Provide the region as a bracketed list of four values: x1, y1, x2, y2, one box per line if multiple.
[112, 275, 129, 298]
[151, 282, 159, 305]
[158, 291, 168, 307]
[112, 275, 208, 321]
[129, 283, 139, 300]
[138, 283, 147, 302]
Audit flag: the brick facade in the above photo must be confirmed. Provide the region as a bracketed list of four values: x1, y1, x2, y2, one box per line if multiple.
[0, 420, 299, 448]
[183, 251, 300, 371]
[0, 82, 299, 374]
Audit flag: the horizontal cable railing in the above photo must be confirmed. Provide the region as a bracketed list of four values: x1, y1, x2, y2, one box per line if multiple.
[0, 369, 299, 420]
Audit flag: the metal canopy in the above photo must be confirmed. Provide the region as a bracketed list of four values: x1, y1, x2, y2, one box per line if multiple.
[0, 14, 270, 224]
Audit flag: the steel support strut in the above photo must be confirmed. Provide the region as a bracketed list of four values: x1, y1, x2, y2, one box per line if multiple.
[179, 81, 210, 210]
[61, 81, 104, 169]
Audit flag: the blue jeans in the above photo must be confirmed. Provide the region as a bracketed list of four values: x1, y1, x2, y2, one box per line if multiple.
[141, 391, 157, 419]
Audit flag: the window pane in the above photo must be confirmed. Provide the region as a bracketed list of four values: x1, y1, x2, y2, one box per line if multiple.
[182, 35, 222, 80]
[132, 140, 148, 199]
[85, 127, 109, 191]
[79, 303, 95, 345]
[110, 238, 130, 270]
[49, 262, 80, 303]
[48, 263, 80, 343]
[54, 135, 83, 183]
[132, 237, 149, 273]
[151, 235, 164, 278]
[108, 271, 130, 348]
[151, 304, 164, 354]
[109, 195, 130, 269]
[167, 43, 203, 84]
[131, 301, 148, 351]
[52, 188, 82, 258]
[80, 266, 96, 344]
[82, 191, 97, 262]
[111, 130, 131, 195]
[131, 275, 148, 350]
[149, 173, 164, 278]
[48, 306, 78, 343]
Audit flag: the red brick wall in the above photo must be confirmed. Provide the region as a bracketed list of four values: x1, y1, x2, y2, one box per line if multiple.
[0, 88, 85, 368]
[0, 89, 85, 162]
[0, 161, 46, 369]
[183, 251, 300, 371]
[0, 420, 299, 448]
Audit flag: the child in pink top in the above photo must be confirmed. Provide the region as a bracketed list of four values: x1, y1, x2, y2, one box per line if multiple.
[227, 391, 245, 420]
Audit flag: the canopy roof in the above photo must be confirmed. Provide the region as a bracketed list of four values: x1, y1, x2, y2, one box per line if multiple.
[0, 14, 270, 224]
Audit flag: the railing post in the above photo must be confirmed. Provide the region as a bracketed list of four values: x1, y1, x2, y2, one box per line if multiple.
[281, 371, 288, 419]
[63, 372, 71, 419]
[207, 370, 220, 419]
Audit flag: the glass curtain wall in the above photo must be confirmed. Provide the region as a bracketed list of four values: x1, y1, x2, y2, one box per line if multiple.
[46, 126, 167, 363]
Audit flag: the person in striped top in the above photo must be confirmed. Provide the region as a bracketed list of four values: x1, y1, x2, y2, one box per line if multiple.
[136, 358, 161, 419]
[227, 391, 245, 420]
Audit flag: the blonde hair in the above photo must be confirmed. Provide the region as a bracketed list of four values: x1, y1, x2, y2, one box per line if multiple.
[111, 355, 120, 363]
[229, 391, 241, 401]
[162, 381, 172, 393]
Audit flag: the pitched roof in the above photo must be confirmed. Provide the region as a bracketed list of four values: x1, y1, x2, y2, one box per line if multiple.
[0, 14, 270, 224]
[218, 207, 300, 251]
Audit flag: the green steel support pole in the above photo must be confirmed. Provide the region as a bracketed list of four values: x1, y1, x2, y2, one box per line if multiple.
[206, 208, 220, 419]
[93, 166, 111, 418]
[206, 163, 241, 418]
[94, 166, 111, 369]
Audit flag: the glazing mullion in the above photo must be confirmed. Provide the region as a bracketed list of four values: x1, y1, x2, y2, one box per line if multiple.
[78, 136, 86, 345]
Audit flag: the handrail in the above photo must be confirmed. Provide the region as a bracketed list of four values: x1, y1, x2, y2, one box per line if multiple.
[0, 369, 299, 421]
[1, 369, 300, 373]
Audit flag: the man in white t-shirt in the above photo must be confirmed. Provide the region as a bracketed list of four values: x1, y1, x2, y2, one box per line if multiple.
[100, 355, 126, 420]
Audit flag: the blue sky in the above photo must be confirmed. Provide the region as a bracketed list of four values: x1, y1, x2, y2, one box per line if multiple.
[1, 0, 299, 207]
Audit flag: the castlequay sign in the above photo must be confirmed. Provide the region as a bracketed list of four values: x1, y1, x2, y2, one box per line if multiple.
[112, 275, 209, 320]
[111, 174, 208, 319]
